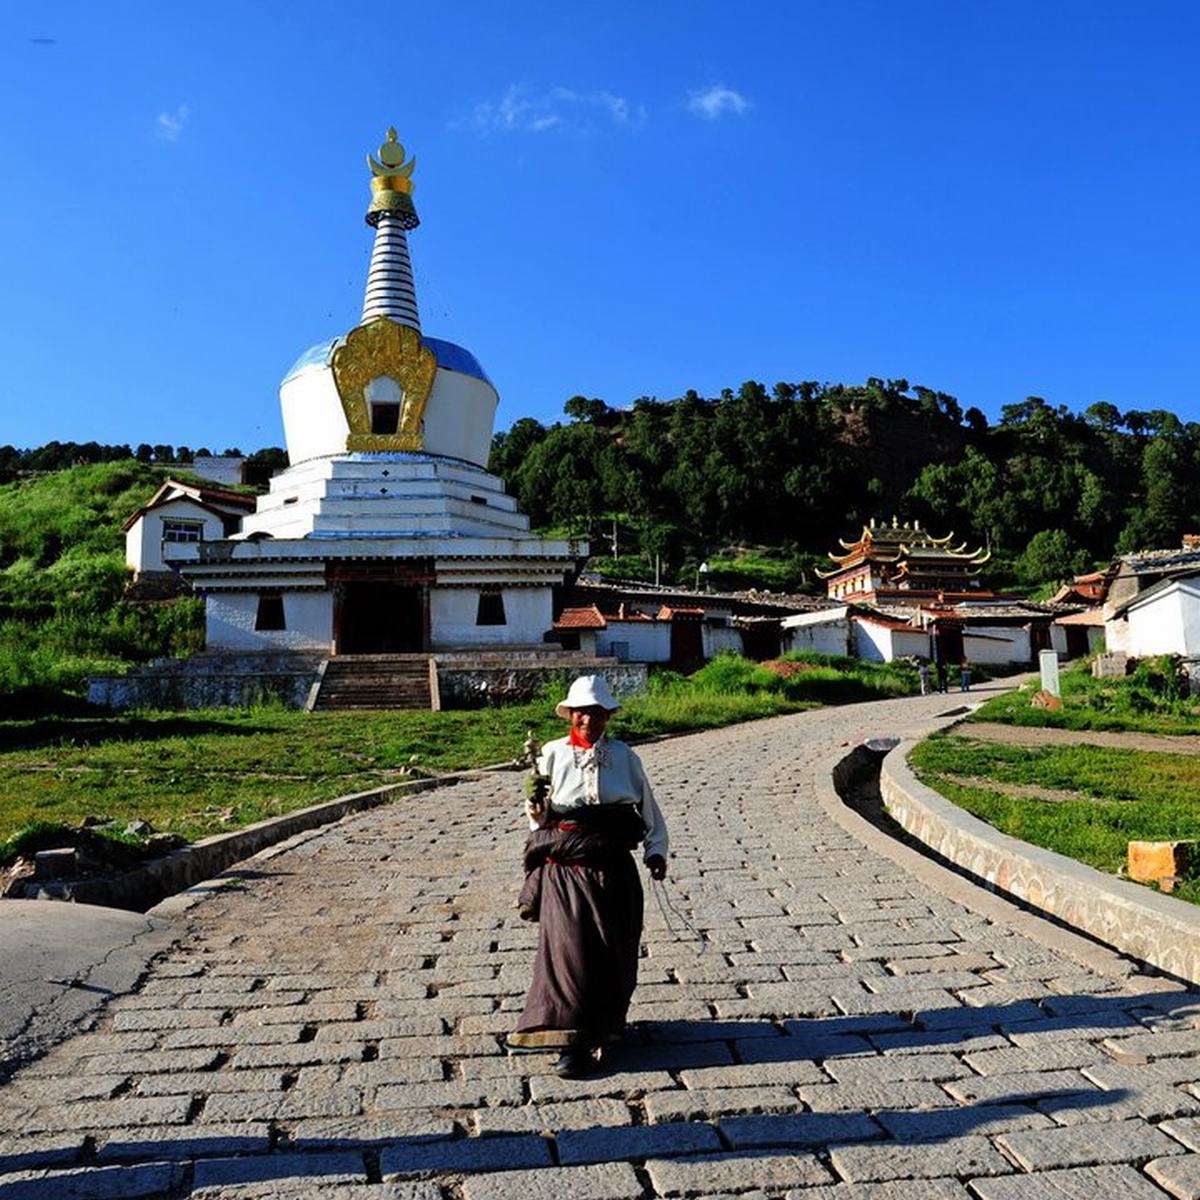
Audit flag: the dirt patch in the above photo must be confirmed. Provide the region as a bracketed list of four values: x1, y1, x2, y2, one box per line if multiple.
[936, 772, 1094, 805]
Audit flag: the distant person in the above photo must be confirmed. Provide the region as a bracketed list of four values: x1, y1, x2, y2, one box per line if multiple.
[960, 660, 972, 692]
[935, 658, 949, 693]
[918, 661, 930, 695]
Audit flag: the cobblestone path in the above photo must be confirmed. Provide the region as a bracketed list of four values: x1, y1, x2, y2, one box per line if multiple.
[4, 695, 1200, 1199]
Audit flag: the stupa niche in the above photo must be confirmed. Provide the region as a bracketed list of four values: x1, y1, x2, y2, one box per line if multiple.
[164, 130, 585, 659]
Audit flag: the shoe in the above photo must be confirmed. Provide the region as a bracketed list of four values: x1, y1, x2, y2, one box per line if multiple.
[552, 1050, 592, 1078]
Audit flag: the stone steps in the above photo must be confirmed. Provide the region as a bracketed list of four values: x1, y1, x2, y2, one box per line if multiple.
[311, 656, 434, 711]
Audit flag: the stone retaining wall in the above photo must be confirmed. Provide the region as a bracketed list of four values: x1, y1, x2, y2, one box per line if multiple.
[88, 653, 324, 711]
[881, 741, 1200, 984]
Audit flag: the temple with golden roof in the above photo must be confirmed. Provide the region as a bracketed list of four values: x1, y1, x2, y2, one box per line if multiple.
[819, 517, 991, 603]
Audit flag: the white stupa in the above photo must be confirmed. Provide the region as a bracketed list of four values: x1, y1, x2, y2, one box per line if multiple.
[168, 129, 584, 656]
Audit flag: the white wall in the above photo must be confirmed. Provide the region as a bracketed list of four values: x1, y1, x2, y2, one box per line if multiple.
[597, 621, 671, 663]
[962, 627, 1030, 666]
[429, 587, 551, 648]
[853, 621, 892, 662]
[279, 370, 352, 467]
[127, 499, 230, 574]
[1128, 586, 1200, 656]
[706, 626, 744, 658]
[784, 618, 851, 657]
[893, 629, 931, 660]
[206, 591, 333, 651]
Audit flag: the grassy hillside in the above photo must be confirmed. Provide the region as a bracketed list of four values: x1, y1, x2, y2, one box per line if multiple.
[0, 461, 204, 707]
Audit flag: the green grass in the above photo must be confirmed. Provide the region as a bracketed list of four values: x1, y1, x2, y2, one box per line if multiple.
[909, 733, 1200, 904]
[970, 655, 1200, 735]
[0, 653, 916, 856]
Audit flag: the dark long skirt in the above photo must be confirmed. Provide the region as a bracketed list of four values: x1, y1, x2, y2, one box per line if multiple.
[509, 806, 645, 1050]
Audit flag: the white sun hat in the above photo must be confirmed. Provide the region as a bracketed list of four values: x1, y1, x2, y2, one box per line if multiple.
[555, 674, 621, 719]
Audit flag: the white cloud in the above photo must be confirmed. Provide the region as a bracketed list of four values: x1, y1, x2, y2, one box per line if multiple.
[156, 104, 190, 142]
[457, 85, 645, 134]
[687, 84, 750, 121]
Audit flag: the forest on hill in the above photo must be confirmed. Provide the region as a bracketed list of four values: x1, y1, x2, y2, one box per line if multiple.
[488, 379, 1200, 591]
[2, 375, 1199, 704]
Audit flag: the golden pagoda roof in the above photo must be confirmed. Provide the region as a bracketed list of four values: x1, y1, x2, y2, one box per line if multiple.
[817, 517, 989, 579]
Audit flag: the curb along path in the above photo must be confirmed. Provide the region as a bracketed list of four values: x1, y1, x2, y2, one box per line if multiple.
[3, 690, 1200, 1199]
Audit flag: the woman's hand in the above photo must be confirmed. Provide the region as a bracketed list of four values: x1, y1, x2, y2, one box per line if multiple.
[646, 855, 667, 881]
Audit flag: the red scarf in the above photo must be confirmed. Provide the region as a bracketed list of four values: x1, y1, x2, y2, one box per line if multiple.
[567, 728, 594, 750]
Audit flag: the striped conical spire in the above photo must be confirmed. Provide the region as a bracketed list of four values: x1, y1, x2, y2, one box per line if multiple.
[361, 216, 420, 330]
[362, 128, 421, 331]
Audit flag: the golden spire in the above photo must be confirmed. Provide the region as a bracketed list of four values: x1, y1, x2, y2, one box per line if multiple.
[366, 127, 419, 229]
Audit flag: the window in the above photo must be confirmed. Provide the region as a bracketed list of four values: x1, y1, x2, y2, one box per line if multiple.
[254, 594, 286, 631]
[476, 589, 507, 626]
[162, 519, 203, 543]
[371, 403, 400, 434]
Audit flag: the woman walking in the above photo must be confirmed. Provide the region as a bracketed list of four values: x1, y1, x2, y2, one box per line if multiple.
[507, 675, 668, 1077]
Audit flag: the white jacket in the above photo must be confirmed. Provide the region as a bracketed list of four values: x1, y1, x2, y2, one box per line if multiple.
[535, 735, 669, 863]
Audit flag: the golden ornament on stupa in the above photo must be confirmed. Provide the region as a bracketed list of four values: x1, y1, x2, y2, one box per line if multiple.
[366, 127, 419, 229]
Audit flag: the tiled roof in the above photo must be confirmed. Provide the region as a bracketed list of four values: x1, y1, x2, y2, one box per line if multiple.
[1121, 547, 1200, 574]
[554, 605, 606, 630]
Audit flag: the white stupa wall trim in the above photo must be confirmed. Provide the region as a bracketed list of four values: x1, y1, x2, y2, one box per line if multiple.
[238, 457, 528, 542]
[279, 362, 499, 468]
[205, 592, 334, 652]
[361, 214, 421, 330]
[429, 587, 553, 648]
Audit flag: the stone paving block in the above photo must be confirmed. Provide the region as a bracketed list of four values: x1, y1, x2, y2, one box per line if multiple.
[0, 1161, 178, 1198]
[963, 1040, 1106, 1076]
[601, 1040, 734, 1072]
[1104, 1030, 1200, 1061]
[111, 1008, 224, 1032]
[828, 1134, 1013, 1182]
[867, 1029, 1007, 1055]
[786, 1181, 971, 1200]
[462, 1161, 643, 1200]
[970, 1164, 1173, 1199]
[378, 1034, 499, 1058]
[822, 1051, 968, 1084]
[918, 1001, 1044, 1031]
[888, 952, 1000, 975]
[15, 1096, 192, 1135]
[678, 1060, 827, 1089]
[943, 1069, 1099, 1106]
[231, 1042, 366, 1069]
[135, 1069, 286, 1097]
[745, 1032, 874, 1061]
[290, 1114, 456, 1146]
[798, 1079, 955, 1112]
[1005, 1014, 1141, 1045]
[95, 1125, 272, 1161]
[382, 1133, 553, 1176]
[1147, 1153, 1200, 1199]
[191, 1150, 367, 1190]
[529, 1070, 676, 1103]
[875, 1104, 1052, 1140]
[719, 1110, 882, 1149]
[1040, 1084, 1200, 1125]
[645, 1149, 831, 1194]
[74, 1049, 222, 1075]
[643, 1085, 797, 1122]
[473, 1098, 631, 1135]
[0, 1133, 84, 1175]
[162, 1024, 304, 1050]
[996, 1117, 1186, 1170]
[376, 1079, 524, 1109]
[202, 1088, 364, 1123]
[3, 1075, 127, 1105]
[558, 1120, 721, 1164]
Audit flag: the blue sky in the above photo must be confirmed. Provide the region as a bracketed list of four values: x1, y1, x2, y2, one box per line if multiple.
[3, 2, 1199, 451]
